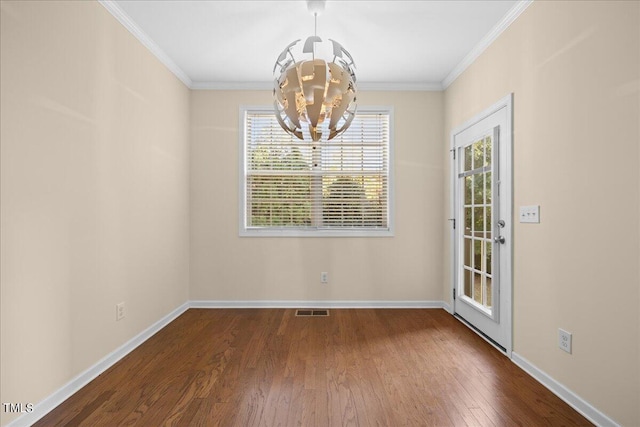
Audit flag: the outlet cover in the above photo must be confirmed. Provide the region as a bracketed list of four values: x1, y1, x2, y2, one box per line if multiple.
[116, 302, 125, 321]
[320, 272, 328, 284]
[558, 328, 572, 353]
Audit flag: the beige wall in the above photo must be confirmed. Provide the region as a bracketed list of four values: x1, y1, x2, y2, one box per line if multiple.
[444, 1, 640, 425]
[190, 90, 444, 302]
[2, 0, 639, 426]
[0, 2, 190, 425]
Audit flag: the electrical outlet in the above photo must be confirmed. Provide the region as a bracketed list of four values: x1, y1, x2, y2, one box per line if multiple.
[558, 328, 572, 353]
[116, 302, 126, 321]
[320, 272, 328, 284]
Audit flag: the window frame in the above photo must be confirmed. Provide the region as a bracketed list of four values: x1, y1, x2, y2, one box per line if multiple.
[239, 105, 394, 237]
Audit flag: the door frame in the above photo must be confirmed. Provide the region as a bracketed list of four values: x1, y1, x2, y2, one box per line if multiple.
[449, 93, 513, 357]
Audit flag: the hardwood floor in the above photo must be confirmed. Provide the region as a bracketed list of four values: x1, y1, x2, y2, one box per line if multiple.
[35, 309, 592, 426]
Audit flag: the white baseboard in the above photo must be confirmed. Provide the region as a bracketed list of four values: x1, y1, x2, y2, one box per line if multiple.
[441, 301, 453, 314]
[188, 300, 447, 309]
[511, 352, 619, 427]
[7, 302, 189, 427]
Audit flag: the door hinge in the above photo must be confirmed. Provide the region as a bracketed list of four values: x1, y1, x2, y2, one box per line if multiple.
[448, 218, 456, 229]
[450, 148, 456, 160]
[453, 288, 456, 300]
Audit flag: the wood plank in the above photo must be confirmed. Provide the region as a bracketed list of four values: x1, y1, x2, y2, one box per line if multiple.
[34, 309, 593, 427]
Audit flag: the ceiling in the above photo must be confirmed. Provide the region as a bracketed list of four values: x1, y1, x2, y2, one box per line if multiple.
[103, 0, 530, 90]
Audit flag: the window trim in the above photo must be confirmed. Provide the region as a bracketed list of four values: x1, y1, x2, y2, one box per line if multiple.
[238, 105, 395, 237]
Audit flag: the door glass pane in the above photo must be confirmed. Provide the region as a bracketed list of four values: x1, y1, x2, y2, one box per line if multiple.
[464, 176, 472, 205]
[484, 136, 492, 166]
[474, 207, 484, 237]
[464, 238, 472, 268]
[464, 145, 472, 171]
[481, 275, 487, 306]
[474, 239, 481, 271]
[486, 242, 492, 275]
[486, 276, 493, 308]
[464, 269, 472, 298]
[485, 171, 492, 205]
[473, 271, 482, 304]
[472, 140, 483, 169]
[485, 206, 492, 240]
[473, 174, 484, 204]
[464, 208, 472, 236]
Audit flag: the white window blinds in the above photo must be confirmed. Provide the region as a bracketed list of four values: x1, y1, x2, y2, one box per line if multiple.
[241, 107, 393, 236]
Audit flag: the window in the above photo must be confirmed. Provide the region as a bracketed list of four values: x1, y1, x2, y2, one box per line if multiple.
[240, 106, 393, 237]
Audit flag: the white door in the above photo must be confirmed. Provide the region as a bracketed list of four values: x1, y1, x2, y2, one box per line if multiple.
[451, 95, 513, 354]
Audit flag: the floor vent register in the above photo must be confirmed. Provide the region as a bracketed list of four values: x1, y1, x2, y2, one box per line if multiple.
[295, 309, 330, 317]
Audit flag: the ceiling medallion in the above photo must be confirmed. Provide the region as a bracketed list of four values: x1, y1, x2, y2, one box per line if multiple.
[273, 0, 357, 142]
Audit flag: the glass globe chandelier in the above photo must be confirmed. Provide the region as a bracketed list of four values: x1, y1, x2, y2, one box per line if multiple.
[273, 0, 357, 142]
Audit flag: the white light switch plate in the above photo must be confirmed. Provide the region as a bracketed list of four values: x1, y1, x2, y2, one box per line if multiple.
[519, 205, 540, 223]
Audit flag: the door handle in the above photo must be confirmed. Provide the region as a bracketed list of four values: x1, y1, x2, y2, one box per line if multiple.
[494, 235, 506, 244]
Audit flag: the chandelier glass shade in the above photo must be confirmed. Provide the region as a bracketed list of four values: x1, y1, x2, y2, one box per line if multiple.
[273, 24, 357, 141]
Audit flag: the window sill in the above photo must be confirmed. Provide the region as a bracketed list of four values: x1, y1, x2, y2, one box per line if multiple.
[239, 227, 394, 238]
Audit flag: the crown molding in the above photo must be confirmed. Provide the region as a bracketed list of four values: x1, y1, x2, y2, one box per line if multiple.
[98, 0, 193, 88]
[357, 81, 443, 92]
[190, 81, 273, 91]
[441, 0, 534, 89]
[190, 81, 443, 92]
